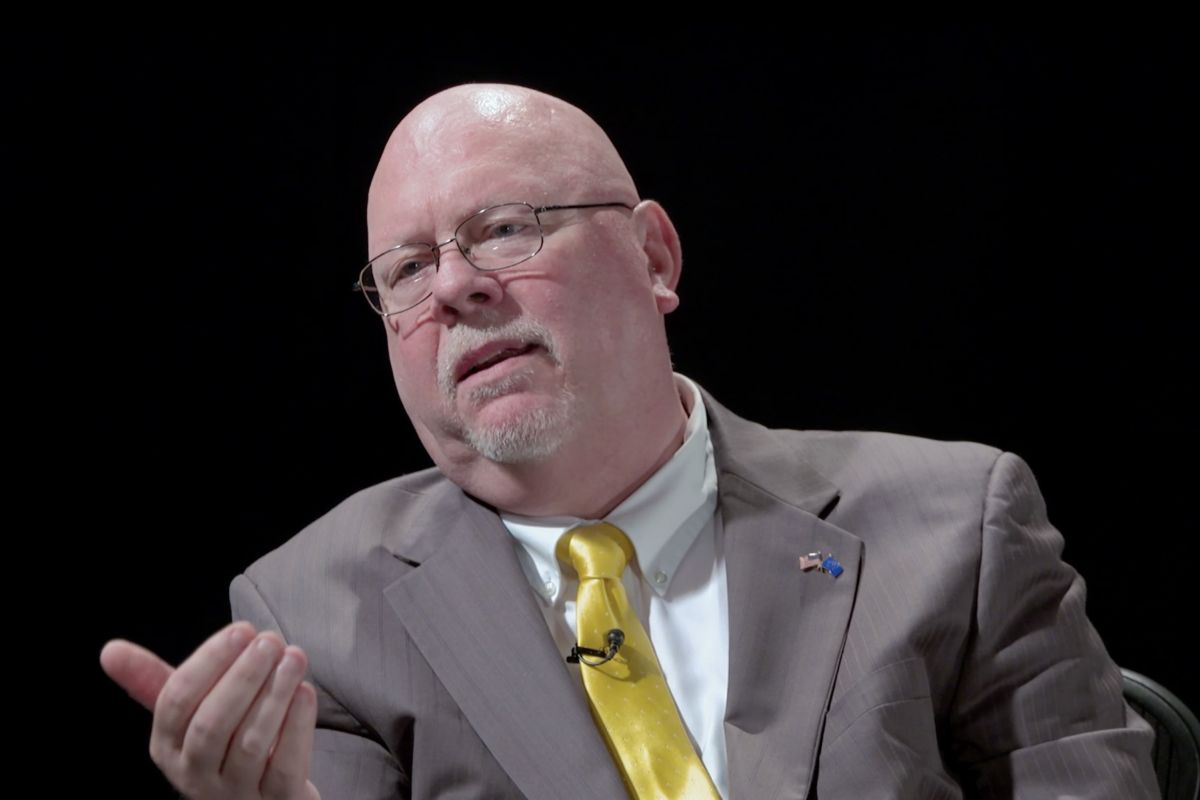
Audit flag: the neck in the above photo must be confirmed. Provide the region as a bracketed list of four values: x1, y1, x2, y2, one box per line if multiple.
[450, 373, 689, 518]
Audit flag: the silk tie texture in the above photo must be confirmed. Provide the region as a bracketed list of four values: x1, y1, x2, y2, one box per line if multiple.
[558, 522, 720, 799]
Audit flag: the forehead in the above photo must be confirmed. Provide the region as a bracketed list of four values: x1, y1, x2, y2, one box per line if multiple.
[368, 131, 586, 251]
[367, 89, 634, 254]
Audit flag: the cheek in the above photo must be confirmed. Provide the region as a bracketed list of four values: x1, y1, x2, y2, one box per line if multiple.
[385, 349, 416, 409]
[559, 235, 650, 307]
[385, 328, 439, 401]
[385, 303, 431, 338]
[548, 260, 659, 359]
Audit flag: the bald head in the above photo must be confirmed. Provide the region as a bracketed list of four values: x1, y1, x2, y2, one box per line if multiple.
[367, 84, 638, 252]
[364, 83, 685, 517]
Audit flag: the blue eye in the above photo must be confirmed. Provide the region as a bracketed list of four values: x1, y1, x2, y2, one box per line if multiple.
[483, 221, 527, 241]
[385, 255, 434, 287]
[397, 260, 427, 278]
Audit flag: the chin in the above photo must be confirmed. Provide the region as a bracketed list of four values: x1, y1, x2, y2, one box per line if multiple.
[459, 385, 577, 465]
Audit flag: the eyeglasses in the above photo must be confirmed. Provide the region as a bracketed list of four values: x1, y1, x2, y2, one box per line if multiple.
[353, 201, 635, 317]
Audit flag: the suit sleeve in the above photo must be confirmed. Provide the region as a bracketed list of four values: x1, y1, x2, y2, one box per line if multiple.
[230, 573, 410, 800]
[948, 451, 1159, 798]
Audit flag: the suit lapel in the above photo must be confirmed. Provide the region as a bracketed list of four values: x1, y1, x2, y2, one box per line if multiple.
[383, 485, 626, 800]
[378, 388, 860, 799]
[721, 473, 862, 798]
[705, 392, 863, 799]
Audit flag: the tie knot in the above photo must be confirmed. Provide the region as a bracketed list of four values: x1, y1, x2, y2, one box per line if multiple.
[558, 522, 634, 580]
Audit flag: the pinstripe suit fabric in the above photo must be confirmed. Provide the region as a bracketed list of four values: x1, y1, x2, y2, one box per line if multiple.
[231, 389, 1158, 799]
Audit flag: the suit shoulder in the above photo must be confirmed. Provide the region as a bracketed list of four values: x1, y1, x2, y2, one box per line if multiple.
[240, 466, 449, 587]
[705, 392, 1009, 518]
[790, 429, 1002, 480]
[777, 429, 1007, 513]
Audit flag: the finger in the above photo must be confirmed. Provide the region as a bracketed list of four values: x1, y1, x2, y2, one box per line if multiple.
[100, 639, 173, 711]
[260, 681, 319, 800]
[220, 645, 309, 789]
[176, 632, 287, 777]
[150, 622, 257, 754]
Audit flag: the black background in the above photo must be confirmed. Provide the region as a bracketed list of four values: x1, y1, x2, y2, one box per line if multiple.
[17, 30, 1194, 794]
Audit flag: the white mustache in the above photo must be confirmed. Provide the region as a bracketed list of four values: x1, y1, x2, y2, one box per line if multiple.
[437, 317, 559, 399]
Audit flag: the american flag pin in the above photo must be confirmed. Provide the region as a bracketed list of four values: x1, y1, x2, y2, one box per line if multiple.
[799, 552, 824, 571]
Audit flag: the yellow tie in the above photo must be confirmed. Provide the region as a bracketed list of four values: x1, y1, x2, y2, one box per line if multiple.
[558, 522, 721, 799]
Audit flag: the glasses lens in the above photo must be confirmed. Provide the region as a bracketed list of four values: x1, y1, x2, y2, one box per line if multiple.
[458, 204, 543, 269]
[362, 244, 437, 314]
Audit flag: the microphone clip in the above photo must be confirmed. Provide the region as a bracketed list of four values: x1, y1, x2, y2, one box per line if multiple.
[566, 628, 625, 667]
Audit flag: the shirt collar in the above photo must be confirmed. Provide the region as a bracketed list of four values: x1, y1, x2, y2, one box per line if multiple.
[503, 373, 718, 596]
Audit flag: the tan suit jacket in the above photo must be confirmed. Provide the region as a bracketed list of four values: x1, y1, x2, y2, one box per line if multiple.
[232, 390, 1158, 798]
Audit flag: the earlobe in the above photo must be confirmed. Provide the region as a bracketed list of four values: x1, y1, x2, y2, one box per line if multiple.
[652, 281, 680, 314]
[635, 200, 683, 314]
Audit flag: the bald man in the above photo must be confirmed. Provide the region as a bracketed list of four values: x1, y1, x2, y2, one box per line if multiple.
[103, 85, 1159, 799]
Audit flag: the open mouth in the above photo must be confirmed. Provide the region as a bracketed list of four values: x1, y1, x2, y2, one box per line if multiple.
[458, 342, 540, 383]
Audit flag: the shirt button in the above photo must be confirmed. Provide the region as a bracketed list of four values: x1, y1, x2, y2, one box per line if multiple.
[543, 581, 556, 597]
[654, 571, 668, 586]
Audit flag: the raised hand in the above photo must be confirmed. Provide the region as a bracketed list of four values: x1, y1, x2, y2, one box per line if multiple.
[101, 622, 320, 800]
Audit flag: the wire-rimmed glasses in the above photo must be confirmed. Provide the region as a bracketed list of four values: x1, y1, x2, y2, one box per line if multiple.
[354, 201, 634, 317]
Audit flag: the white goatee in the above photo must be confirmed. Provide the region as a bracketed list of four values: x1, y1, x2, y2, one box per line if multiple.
[436, 317, 576, 464]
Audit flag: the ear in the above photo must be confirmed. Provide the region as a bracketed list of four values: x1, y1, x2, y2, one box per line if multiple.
[634, 200, 683, 315]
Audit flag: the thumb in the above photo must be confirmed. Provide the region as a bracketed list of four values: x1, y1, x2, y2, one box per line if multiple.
[100, 639, 174, 711]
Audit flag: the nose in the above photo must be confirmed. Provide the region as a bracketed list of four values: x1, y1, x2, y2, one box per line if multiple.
[427, 241, 504, 326]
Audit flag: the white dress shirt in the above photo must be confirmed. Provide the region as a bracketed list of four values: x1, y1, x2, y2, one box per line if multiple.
[502, 374, 730, 798]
